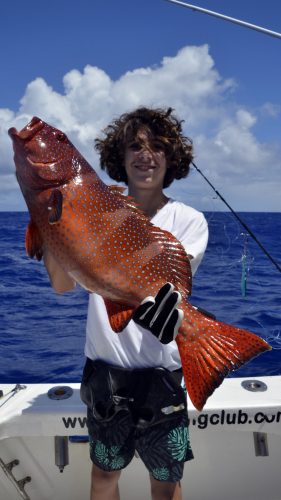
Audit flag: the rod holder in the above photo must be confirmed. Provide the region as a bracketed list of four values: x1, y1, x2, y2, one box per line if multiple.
[55, 436, 69, 473]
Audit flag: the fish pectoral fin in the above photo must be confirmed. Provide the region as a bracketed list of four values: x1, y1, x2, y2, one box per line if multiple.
[177, 304, 271, 411]
[48, 189, 63, 224]
[104, 299, 135, 333]
[25, 221, 44, 260]
[43, 251, 76, 293]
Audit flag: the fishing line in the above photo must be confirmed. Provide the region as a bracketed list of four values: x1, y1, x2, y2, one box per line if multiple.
[240, 233, 249, 298]
[265, 330, 281, 350]
[192, 161, 281, 274]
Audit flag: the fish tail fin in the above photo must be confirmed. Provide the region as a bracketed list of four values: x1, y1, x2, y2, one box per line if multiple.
[176, 303, 271, 411]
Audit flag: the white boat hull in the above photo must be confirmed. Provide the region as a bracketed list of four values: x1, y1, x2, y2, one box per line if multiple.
[1, 376, 281, 500]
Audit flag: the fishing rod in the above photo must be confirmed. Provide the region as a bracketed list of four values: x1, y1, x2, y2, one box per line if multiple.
[192, 161, 281, 274]
[164, 0, 281, 40]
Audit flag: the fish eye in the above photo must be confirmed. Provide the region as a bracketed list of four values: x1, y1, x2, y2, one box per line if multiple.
[56, 132, 66, 142]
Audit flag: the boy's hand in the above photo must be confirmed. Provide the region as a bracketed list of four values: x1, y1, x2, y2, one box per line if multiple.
[133, 283, 183, 344]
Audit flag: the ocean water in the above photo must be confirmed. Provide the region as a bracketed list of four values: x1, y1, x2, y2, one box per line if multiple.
[0, 211, 280, 383]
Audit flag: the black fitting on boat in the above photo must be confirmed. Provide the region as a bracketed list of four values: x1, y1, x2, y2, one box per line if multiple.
[241, 379, 268, 392]
[55, 436, 69, 473]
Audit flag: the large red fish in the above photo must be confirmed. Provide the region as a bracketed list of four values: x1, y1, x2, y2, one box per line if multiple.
[9, 117, 271, 411]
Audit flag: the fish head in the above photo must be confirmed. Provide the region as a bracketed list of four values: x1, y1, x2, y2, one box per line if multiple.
[8, 117, 86, 194]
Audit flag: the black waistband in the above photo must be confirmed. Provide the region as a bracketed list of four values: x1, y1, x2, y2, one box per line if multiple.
[81, 359, 185, 427]
[84, 358, 183, 384]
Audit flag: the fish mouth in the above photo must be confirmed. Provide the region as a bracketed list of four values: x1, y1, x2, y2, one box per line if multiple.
[28, 157, 56, 168]
[8, 116, 44, 141]
[9, 117, 53, 169]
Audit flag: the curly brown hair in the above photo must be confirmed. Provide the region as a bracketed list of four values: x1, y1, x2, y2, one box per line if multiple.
[95, 107, 193, 188]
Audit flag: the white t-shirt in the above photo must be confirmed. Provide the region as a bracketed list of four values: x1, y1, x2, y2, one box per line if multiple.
[85, 199, 208, 371]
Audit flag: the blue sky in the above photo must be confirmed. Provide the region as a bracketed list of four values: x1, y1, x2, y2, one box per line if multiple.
[1, 0, 281, 211]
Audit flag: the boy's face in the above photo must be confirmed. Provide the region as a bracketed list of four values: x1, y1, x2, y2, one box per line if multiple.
[124, 129, 167, 191]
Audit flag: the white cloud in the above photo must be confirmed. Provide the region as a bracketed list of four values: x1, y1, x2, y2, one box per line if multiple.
[260, 102, 281, 118]
[1, 44, 280, 211]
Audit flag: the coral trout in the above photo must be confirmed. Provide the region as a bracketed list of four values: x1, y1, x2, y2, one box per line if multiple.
[9, 117, 271, 411]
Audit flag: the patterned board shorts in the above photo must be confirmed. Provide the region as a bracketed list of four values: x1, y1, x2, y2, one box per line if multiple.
[87, 404, 194, 483]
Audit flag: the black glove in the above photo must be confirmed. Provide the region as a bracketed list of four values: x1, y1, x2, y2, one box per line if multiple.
[133, 283, 183, 344]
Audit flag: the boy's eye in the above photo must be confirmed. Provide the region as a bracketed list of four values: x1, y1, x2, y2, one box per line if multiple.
[128, 141, 164, 152]
[129, 142, 142, 151]
[152, 141, 165, 151]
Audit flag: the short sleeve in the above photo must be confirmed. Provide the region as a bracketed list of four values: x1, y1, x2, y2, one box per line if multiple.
[167, 203, 208, 275]
[179, 210, 208, 275]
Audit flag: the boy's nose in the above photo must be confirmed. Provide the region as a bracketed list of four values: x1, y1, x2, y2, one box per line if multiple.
[139, 145, 153, 159]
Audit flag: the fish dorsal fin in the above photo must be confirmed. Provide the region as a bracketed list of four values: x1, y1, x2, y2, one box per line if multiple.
[108, 185, 126, 195]
[103, 298, 135, 333]
[107, 184, 144, 214]
[25, 220, 43, 261]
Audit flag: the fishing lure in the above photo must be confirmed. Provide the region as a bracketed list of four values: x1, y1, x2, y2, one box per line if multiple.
[241, 233, 249, 297]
